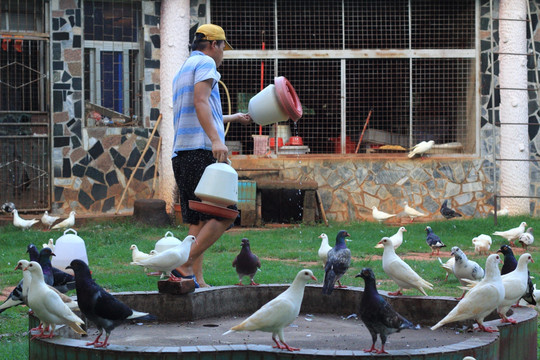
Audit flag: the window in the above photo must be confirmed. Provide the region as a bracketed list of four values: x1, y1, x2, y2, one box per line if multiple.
[212, 0, 477, 155]
[83, 0, 142, 126]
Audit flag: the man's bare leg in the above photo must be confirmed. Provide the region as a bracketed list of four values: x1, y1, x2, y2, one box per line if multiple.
[176, 217, 234, 286]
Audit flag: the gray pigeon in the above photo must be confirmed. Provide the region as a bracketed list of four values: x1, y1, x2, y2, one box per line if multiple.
[67, 259, 156, 347]
[440, 200, 462, 220]
[356, 268, 417, 354]
[322, 230, 351, 295]
[451, 246, 484, 299]
[232, 238, 261, 286]
[425, 226, 446, 256]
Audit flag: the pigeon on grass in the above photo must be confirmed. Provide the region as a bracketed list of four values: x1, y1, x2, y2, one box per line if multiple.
[518, 227, 534, 250]
[232, 238, 261, 286]
[371, 206, 397, 223]
[493, 222, 527, 247]
[41, 211, 60, 230]
[378, 237, 433, 296]
[403, 202, 426, 222]
[317, 233, 332, 266]
[431, 254, 504, 333]
[25, 261, 86, 340]
[425, 226, 446, 256]
[223, 269, 317, 351]
[356, 268, 418, 354]
[322, 230, 351, 295]
[12, 209, 39, 230]
[51, 211, 76, 230]
[375, 227, 407, 250]
[440, 200, 462, 220]
[67, 259, 156, 348]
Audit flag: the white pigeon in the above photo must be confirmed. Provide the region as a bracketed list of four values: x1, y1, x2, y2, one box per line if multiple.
[371, 206, 397, 223]
[223, 269, 317, 351]
[12, 209, 39, 230]
[317, 233, 332, 266]
[42, 238, 55, 252]
[403, 202, 426, 222]
[471, 234, 492, 255]
[129, 244, 155, 264]
[377, 237, 433, 296]
[408, 140, 434, 158]
[492, 221, 527, 247]
[41, 211, 60, 230]
[438, 257, 455, 282]
[51, 210, 76, 230]
[375, 227, 407, 250]
[14, 259, 78, 311]
[518, 227, 534, 250]
[450, 246, 484, 299]
[25, 261, 86, 339]
[132, 235, 196, 280]
[431, 254, 504, 333]
[497, 253, 534, 323]
[490, 207, 509, 216]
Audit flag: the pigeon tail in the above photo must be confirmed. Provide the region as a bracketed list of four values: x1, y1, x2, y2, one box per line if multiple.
[322, 270, 337, 295]
[127, 311, 156, 322]
[222, 329, 235, 336]
[68, 322, 87, 335]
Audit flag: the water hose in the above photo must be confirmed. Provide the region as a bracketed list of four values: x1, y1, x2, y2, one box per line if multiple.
[218, 80, 232, 136]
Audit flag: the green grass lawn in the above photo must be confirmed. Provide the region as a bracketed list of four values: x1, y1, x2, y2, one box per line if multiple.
[0, 215, 538, 357]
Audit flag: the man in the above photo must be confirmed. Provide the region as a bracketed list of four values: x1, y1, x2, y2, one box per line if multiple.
[172, 24, 251, 287]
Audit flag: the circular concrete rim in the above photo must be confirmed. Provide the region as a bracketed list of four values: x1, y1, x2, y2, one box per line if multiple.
[30, 284, 537, 358]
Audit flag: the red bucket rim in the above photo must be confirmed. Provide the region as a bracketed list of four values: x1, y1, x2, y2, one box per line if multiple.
[274, 76, 302, 121]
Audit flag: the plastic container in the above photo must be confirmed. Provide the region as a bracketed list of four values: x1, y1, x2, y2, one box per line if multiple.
[51, 228, 88, 272]
[248, 76, 302, 126]
[270, 125, 292, 145]
[194, 160, 238, 206]
[154, 231, 182, 253]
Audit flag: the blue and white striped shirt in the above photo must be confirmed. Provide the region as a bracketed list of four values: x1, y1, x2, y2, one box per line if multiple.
[172, 51, 223, 157]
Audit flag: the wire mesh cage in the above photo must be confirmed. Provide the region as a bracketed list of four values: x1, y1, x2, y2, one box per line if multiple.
[212, 0, 477, 155]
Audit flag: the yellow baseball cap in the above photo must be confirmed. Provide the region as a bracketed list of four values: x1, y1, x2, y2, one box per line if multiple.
[196, 24, 233, 50]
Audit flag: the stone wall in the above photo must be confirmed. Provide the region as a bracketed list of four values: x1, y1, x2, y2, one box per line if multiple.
[50, 1, 162, 214]
[231, 155, 494, 222]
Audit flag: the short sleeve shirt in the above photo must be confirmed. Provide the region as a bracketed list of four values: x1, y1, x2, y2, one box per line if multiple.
[172, 51, 224, 157]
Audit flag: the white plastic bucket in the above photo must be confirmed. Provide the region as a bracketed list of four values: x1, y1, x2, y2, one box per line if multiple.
[248, 84, 288, 126]
[248, 76, 302, 126]
[51, 228, 88, 272]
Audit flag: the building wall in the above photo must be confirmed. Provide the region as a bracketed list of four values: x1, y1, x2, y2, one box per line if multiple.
[47, 0, 540, 219]
[50, 1, 162, 214]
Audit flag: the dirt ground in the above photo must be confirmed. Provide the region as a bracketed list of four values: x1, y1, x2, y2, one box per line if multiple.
[82, 313, 496, 352]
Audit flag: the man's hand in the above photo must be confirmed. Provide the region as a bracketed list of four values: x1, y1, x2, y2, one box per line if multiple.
[224, 113, 252, 125]
[212, 140, 229, 163]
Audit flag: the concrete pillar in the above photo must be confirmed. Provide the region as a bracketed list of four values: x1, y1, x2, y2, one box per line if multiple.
[499, 0, 530, 215]
[159, 0, 190, 209]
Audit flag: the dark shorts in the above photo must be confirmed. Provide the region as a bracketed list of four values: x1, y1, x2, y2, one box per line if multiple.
[172, 149, 237, 225]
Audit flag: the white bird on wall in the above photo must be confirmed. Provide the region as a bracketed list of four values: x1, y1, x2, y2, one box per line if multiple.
[403, 202, 426, 222]
[408, 140, 434, 158]
[371, 206, 397, 223]
[375, 227, 406, 250]
[12, 209, 39, 230]
[51, 211, 76, 230]
[41, 211, 60, 230]
[317, 233, 332, 266]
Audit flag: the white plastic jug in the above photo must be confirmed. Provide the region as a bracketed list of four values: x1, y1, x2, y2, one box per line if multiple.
[154, 231, 182, 253]
[51, 228, 88, 272]
[194, 160, 238, 206]
[248, 76, 303, 126]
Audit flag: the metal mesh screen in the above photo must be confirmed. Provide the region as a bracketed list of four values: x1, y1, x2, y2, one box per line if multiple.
[0, 0, 44, 32]
[344, 0, 409, 49]
[213, 0, 477, 155]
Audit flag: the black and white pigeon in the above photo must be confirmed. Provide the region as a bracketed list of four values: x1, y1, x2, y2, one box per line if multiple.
[425, 226, 446, 256]
[38, 247, 76, 293]
[232, 238, 261, 286]
[322, 230, 351, 295]
[66, 259, 156, 348]
[450, 246, 484, 300]
[356, 268, 417, 354]
[497, 245, 536, 306]
[1, 202, 16, 213]
[440, 200, 462, 220]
